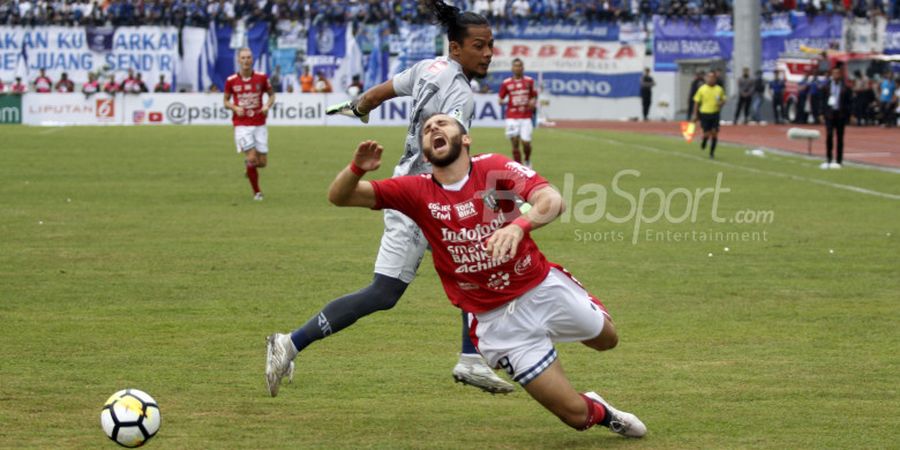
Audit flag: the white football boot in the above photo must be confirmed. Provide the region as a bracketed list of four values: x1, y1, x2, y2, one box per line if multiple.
[265, 333, 296, 397]
[253, 192, 264, 201]
[452, 354, 515, 394]
[584, 391, 647, 438]
[829, 162, 842, 169]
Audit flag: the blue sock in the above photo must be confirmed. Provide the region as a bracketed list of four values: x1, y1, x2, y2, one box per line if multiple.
[460, 311, 478, 354]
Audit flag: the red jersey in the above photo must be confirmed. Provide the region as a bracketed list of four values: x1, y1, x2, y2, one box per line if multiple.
[34, 76, 53, 93]
[82, 80, 100, 94]
[224, 72, 271, 126]
[56, 79, 75, 93]
[499, 76, 537, 119]
[371, 153, 552, 313]
[12, 82, 27, 93]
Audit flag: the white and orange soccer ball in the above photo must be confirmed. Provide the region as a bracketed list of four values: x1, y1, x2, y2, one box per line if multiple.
[100, 389, 161, 447]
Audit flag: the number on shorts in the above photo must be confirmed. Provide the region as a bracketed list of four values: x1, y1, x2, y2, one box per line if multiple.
[497, 356, 514, 377]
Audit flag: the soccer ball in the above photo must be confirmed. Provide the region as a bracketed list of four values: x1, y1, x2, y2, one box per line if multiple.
[100, 389, 161, 447]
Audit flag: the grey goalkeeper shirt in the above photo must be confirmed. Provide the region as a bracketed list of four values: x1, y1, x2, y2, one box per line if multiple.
[391, 56, 476, 177]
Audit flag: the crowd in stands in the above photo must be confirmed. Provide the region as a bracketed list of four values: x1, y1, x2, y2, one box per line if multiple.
[0, 67, 174, 93]
[2, 0, 897, 29]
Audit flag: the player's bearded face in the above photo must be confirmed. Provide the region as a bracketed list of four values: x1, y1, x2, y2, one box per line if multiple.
[423, 118, 466, 168]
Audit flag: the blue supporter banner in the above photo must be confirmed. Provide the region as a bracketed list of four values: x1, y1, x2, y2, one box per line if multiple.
[209, 21, 269, 90]
[884, 22, 900, 55]
[307, 24, 346, 58]
[493, 23, 620, 41]
[653, 13, 844, 72]
[652, 16, 732, 71]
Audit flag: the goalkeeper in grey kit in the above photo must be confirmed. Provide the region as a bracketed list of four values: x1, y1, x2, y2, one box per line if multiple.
[264, 0, 512, 396]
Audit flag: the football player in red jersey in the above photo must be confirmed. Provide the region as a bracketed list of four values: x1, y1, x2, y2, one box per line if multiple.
[224, 47, 275, 200]
[310, 113, 647, 437]
[498, 58, 537, 167]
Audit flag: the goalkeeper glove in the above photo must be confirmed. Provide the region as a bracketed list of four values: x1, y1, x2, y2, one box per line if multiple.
[326, 100, 369, 124]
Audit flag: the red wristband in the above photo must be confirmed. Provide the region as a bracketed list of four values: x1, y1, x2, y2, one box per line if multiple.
[348, 162, 366, 177]
[512, 217, 532, 234]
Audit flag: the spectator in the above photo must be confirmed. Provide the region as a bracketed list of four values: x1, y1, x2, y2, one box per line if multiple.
[878, 71, 896, 126]
[103, 75, 120, 93]
[640, 67, 655, 121]
[733, 67, 752, 124]
[795, 74, 809, 124]
[82, 72, 100, 96]
[346, 74, 363, 99]
[33, 68, 53, 93]
[55, 72, 75, 92]
[271, 65, 283, 93]
[11, 77, 27, 93]
[687, 69, 705, 120]
[131, 73, 149, 93]
[818, 65, 852, 169]
[121, 69, 139, 93]
[154, 75, 172, 92]
[851, 70, 870, 126]
[491, 0, 507, 25]
[769, 69, 786, 124]
[299, 66, 314, 93]
[809, 73, 822, 124]
[751, 69, 765, 123]
[0, 78, 4, 93]
[314, 70, 332, 93]
[473, 0, 490, 16]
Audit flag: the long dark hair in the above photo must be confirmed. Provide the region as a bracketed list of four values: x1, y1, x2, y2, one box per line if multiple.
[426, 0, 489, 45]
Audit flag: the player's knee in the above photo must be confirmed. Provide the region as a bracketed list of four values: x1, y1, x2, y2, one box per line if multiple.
[368, 274, 409, 310]
[596, 332, 618, 351]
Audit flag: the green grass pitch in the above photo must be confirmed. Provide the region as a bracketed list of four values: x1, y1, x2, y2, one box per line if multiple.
[1, 124, 898, 448]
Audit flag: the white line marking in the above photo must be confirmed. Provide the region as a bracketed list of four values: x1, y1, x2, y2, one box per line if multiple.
[551, 129, 900, 201]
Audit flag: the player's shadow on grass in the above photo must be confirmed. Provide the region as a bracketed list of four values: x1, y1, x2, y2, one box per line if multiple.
[539, 434, 649, 449]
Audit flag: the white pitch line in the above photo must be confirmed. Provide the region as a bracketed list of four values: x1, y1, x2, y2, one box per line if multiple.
[551, 129, 900, 201]
[38, 127, 64, 135]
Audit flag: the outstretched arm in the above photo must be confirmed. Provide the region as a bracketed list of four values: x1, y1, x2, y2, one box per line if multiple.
[328, 140, 383, 208]
[354, 80, 398, 115]
[485, 185, 566, 262]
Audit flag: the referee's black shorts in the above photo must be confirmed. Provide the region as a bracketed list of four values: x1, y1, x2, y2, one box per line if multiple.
[699, 112, 720, 132]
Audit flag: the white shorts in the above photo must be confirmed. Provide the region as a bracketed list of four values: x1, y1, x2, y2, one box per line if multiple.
[373, 209, 428, 283]
[470, 266, 610, 386]
[234, 126, 269, 153]
[504, 118, 534, 141]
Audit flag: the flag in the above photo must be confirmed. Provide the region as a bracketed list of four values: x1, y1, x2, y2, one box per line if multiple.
[680, 121, 696, 143]
[364, 26, 388, 90]
[333, 23, 363, 93]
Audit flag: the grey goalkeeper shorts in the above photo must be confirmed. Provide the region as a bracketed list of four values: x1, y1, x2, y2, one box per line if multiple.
[373, 208, 428, 283]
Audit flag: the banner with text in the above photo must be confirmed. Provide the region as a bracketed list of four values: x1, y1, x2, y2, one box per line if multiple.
[0, 26, 180, 87]
[489, 39, 644, 97]
[653, 13, 845, 72]
[12, 93, 505, 127]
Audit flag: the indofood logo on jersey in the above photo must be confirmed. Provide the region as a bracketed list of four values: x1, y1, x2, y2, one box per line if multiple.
[441, 213, 507, 244]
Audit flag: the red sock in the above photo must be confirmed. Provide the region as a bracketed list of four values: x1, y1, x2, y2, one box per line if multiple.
[246, 163, 260, 194]
[576, 394, 608, 431]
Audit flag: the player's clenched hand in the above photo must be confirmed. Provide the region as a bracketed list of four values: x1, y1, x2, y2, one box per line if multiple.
[233, 106, 245, 116]
[486, 225, 524, 263]
[326, 100, 370, 124]
[353, 140, 383, 172]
